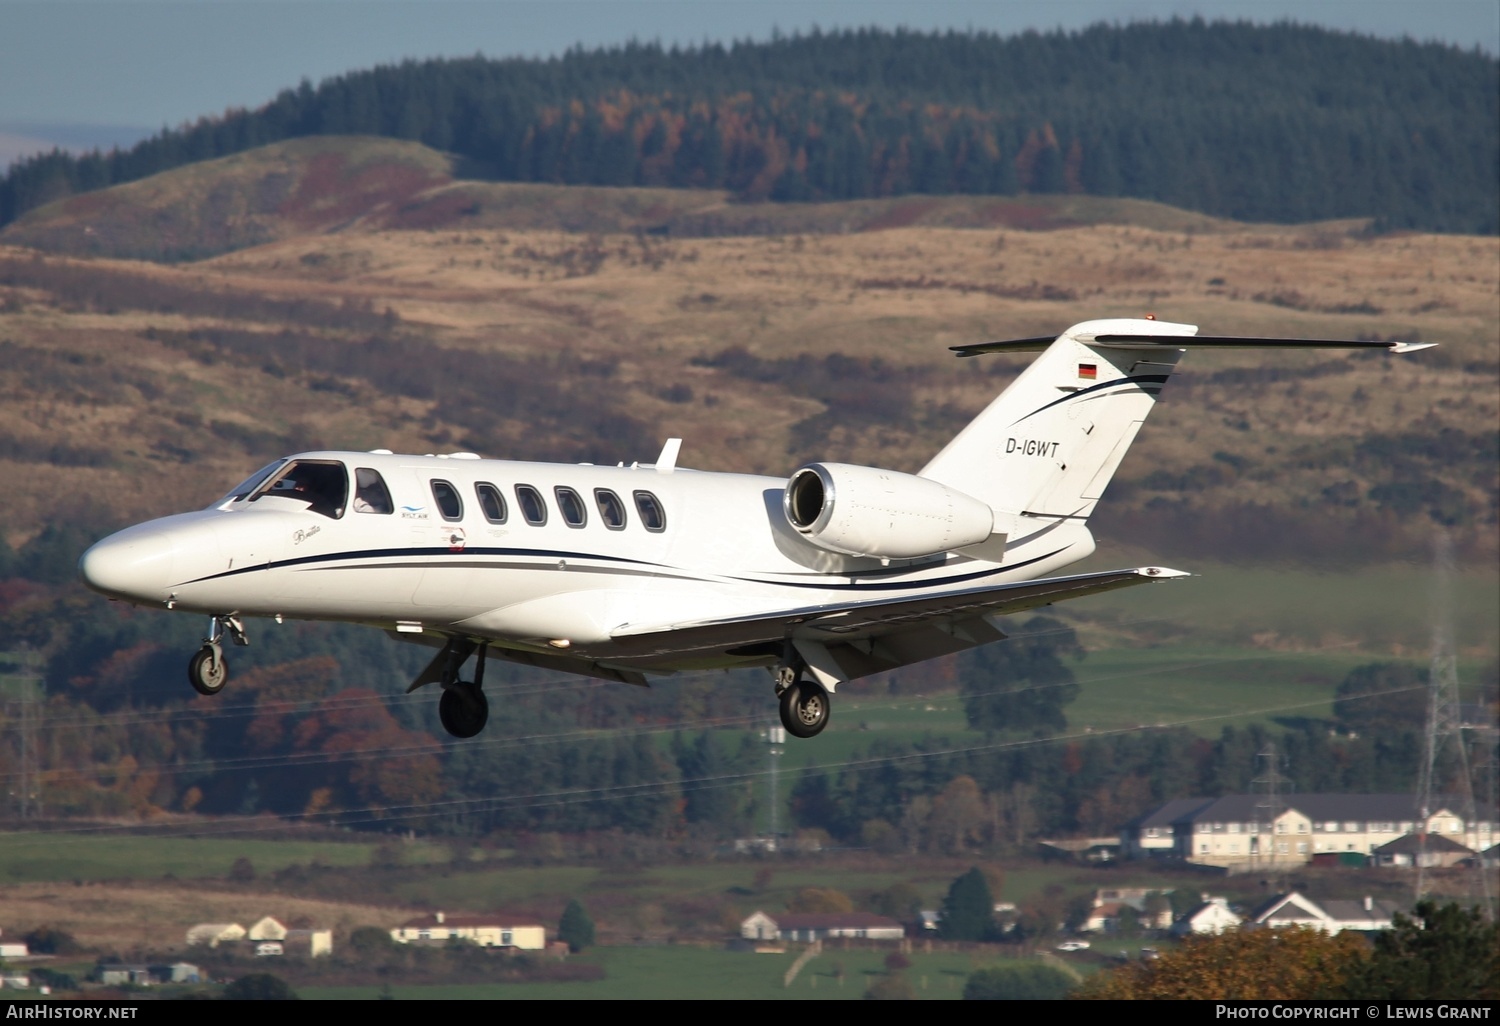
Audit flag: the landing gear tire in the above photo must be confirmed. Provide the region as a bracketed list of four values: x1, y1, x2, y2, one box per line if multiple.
[188, 645, 228, 696]
[439, 682, 489, 739]
[779, 679, 830, 739]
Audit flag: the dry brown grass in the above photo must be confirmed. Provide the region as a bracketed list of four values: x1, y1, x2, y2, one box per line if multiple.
[0, 199, 1494, 557]
[0, 879, 408, 953]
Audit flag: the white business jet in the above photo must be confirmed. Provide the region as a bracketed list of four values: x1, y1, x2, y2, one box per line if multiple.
[78, 318, 1432, 740]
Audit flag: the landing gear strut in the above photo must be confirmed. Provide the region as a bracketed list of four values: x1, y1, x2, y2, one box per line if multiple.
[188, 615, 248, 696]
[436, 641, 489, 739]
[774, 660, 831, 739]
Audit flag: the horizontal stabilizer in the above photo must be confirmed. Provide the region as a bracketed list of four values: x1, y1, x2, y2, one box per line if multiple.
[953, 334, 1435, 357]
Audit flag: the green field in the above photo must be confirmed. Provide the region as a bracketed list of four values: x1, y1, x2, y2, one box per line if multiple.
[299, 945, 1029, 1000]
[0, 832, 447, 883]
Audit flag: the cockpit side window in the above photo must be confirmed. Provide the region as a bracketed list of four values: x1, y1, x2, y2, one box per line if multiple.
[250, 460, 348, 519]
[431, 480, 463, 522]
[353, 468, 394, 514]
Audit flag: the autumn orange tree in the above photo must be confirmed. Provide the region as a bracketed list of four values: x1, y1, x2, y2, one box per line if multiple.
[1076, 927, 1368, 1000]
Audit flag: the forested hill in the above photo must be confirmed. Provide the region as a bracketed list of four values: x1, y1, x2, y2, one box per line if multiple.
[3, 20, 1497, 234]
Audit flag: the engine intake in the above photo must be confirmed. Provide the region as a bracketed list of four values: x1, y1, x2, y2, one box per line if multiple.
[784, 463, 994, 559]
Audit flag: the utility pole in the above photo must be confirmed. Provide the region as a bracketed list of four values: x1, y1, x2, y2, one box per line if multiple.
[1415, 532, 1490, 917]
[765, 724, 784, 849]
[2, 650, 44, 820]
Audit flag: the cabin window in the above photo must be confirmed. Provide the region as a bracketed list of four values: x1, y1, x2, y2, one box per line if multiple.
[353, 468, 393, 514]
[250, 459, 348, 519]
[555, 487, 587, 528]
[633, 490, 667, 532]
[594, 488, 627, 529]
[431, 480, 463, 522]
[515, 485, 548, 526]
[475, 482, 508, 524]
[219, 458, 286, 504]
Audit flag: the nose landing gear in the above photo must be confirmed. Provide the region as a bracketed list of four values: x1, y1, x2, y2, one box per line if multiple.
[773, 661, 831, 739]
[188, 615, 248, 696]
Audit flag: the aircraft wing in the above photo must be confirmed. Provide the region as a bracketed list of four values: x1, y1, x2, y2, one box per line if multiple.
[608, 566, 1188, 683]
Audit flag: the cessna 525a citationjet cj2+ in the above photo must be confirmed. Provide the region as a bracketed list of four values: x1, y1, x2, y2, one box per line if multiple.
[78, 318, 1433, 740]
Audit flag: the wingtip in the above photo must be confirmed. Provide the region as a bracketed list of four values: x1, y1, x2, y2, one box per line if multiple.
[1390, 342, 1438, 354]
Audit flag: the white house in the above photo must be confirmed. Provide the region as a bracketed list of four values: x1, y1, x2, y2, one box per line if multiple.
[0, 943, 28, 959]
[245, 917, 332, 957]
[247, 916, 287, 941]
[391, 912, 546, 950]
[1247, 892, 1398, 934]
[1122, 794, 1494, 869]
[739, 911, 904, 942]
[1080, 888, 1173, 932]
[185, 922, 245, 948]
[1170, 897, 1242, 937]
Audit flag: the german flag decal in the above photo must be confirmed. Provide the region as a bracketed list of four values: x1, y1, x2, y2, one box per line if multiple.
[1078, 363, 1097, 380]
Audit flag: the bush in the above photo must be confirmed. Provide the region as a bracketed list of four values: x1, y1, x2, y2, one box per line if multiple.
[864, 973, 916, 1000]
[349, 925, 396, 955]
[23, 926, 80, 955]
[558, 899, 595, 954]
[964, 963, 1076, 1000]
[222, 973, 298, 1000]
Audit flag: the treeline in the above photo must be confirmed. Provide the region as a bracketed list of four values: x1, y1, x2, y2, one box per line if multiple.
[3, 21, 1495, 232]
[4, 565, 1478, 843]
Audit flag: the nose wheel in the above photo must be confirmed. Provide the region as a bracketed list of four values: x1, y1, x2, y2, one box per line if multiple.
[188, 615, 248, 696]
[778, 678, 831, 739]
[188, 645, 228, 695]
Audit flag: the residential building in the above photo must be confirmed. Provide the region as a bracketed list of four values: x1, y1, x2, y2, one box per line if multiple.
[1371, 833, 1473, 868]
[0, 943, 27, 959]
[1121, 794, 1494, 869]
[185, 922, 245, 948]
[0, 974, 30, 990]
[149, 963, 200, 984]
[246, 917, 332, 956]
[1247, 892, 1400, 934]
[740, 911, 904, 942]
[391, 912, 546, 950]
[96, 965, 153, 986]
[1170, 897, 1242, 937]
[246, 917, 287, 941]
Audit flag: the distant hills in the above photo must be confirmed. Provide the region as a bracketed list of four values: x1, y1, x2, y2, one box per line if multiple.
[1, 136, 1247, 262]
[2, 21, 1496, 235]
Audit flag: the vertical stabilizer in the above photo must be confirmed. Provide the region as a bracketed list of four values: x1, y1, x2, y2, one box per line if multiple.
[920, 318, 1194, 522]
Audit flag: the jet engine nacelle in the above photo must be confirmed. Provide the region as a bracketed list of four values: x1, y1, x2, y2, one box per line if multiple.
[783, 462, 994, 559]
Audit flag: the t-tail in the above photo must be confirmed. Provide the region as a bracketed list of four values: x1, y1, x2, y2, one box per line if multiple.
[921, 317, 1434, 543]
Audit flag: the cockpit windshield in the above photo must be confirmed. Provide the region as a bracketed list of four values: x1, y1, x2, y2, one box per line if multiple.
[213, 459, 288, 507]
[248, 459, 349, 518]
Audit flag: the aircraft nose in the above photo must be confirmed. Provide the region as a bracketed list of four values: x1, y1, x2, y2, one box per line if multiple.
[78, 525, 178, 603]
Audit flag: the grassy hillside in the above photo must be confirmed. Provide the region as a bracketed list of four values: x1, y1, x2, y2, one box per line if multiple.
[0, 138, 1493, 568]
[1, 136, 1237, 262]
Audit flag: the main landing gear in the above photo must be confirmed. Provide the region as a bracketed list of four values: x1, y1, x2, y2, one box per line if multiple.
[430, 639, 490, 739]
[188, 615, 248, 696]
[774, 663, 831, 739]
